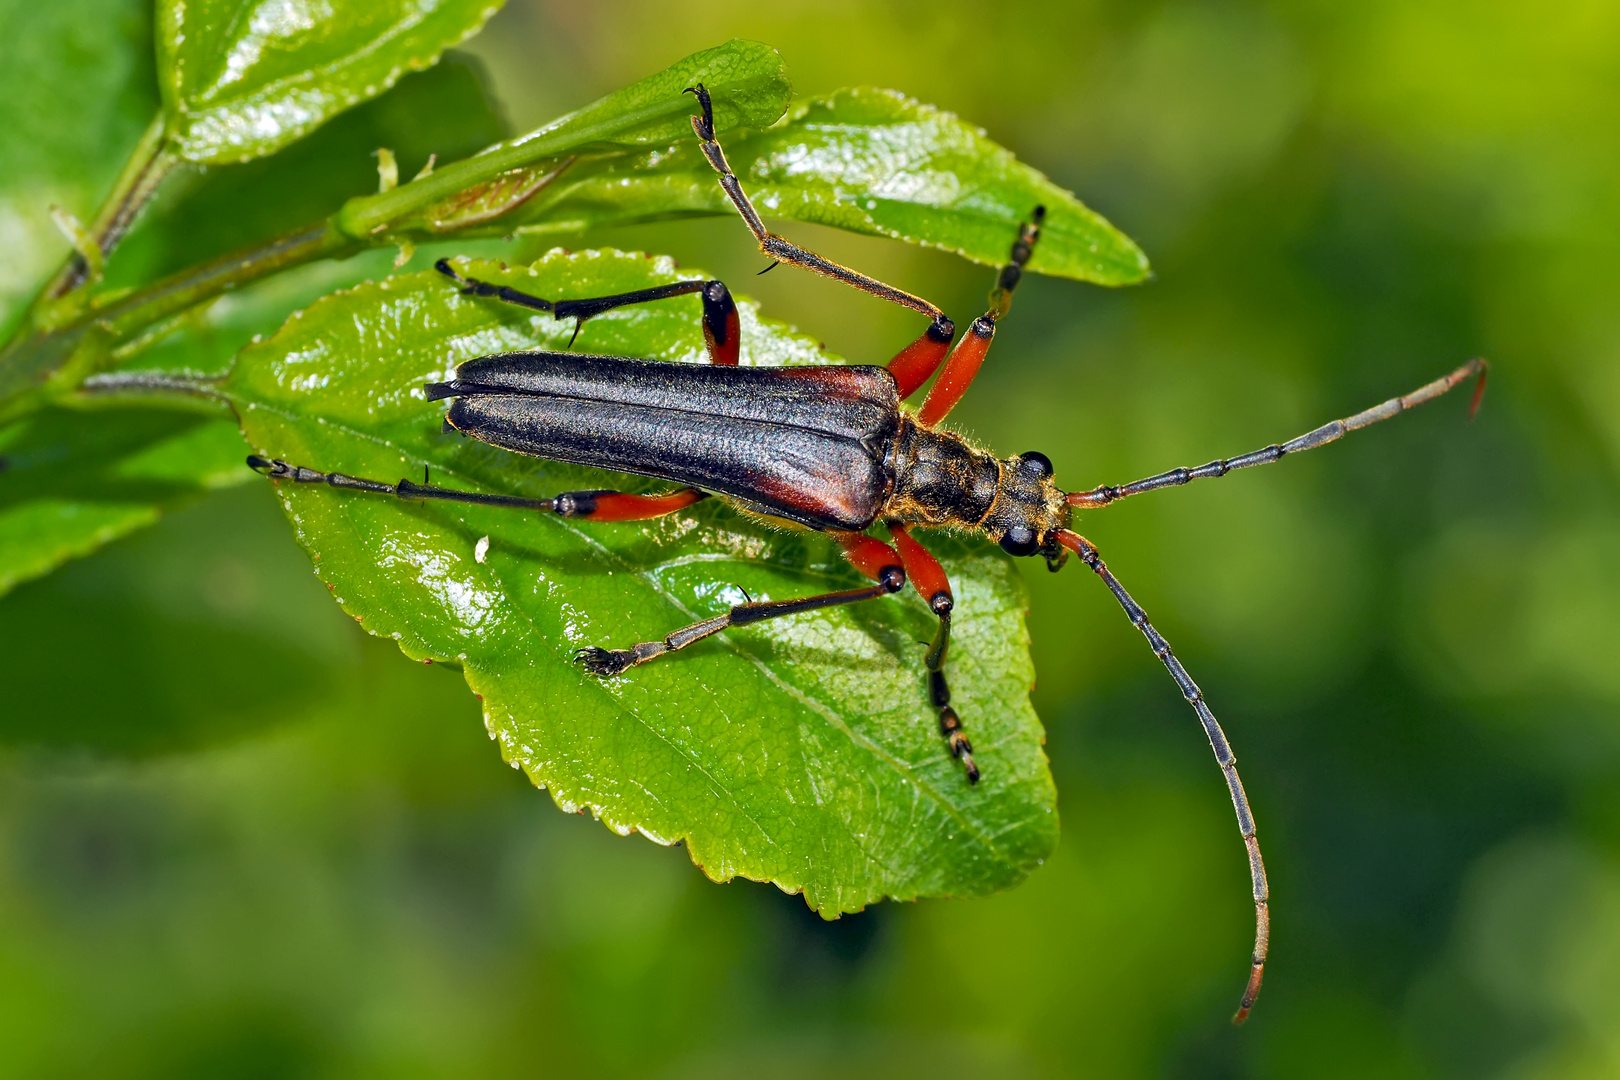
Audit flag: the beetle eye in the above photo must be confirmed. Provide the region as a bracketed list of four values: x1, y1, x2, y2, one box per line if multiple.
[1018, 451, 1054, 479]
[999, 525, 1039, 557]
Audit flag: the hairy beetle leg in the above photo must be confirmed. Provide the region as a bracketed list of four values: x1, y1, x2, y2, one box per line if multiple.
[574, 536, 910, 678]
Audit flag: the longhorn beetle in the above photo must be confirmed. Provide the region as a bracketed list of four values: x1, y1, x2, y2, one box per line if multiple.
[248, 84, 1488, 1022]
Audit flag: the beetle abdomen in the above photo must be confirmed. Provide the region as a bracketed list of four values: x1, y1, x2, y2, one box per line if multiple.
[432, 352, 900, 531]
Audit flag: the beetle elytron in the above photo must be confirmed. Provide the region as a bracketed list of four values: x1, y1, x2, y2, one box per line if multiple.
[250, 85, 1487, 1021]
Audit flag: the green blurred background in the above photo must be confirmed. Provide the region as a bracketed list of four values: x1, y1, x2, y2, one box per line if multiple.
[4, 0, 1620, 1075]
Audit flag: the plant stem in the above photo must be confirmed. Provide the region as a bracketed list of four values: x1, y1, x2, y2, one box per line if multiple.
[0, 143, 596, 423]
[42, 114, 177, 300]
[0, 221, 358, 423]
[77, 370, 231, 413]
[100, 222, 357, 340]
[0, 43, 790, 422]
[338, 104, 675, 236]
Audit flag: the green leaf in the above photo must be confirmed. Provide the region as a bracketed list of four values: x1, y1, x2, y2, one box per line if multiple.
[0, 40, 791, 423]
[224, 250, 1058, 911]
[0, 0, 158, 337]
[156, 0, 504, 165]
[502, 36, 790, 148]
[0, 55, 512, 591]
[341, 38, 792, 237]
[503, 87, 1150, 286]
[0, 406, 248, 596]
[113, 53, 509, 290]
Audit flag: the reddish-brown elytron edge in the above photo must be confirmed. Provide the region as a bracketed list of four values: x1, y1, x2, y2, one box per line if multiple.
[248, 80, 1489, 1025]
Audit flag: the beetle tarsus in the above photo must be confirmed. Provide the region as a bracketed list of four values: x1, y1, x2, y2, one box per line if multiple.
[939, 707, 979, 783]
[435, 258, 555, 313]
[247, 455, 336, 484]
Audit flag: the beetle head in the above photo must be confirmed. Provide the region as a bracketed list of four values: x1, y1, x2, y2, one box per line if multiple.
[982, 450, 1072, 571]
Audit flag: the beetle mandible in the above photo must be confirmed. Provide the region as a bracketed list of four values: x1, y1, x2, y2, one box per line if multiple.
[249, 84, 1488, 1022]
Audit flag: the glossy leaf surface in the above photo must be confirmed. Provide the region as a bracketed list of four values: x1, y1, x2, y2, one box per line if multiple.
[224, 250, 1058, 911]
[497, 36, 789, 150]
[505, 88, 1150, 286]
[157, 0, 503, 164]
[344, 38, 792, 237]
[116, 54, 509, 288]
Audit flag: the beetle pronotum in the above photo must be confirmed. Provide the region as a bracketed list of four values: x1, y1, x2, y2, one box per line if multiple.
[249, 84, 1487, 1022]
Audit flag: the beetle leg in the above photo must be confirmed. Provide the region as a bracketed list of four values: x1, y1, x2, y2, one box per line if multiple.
[433, 258, 557, 314]
[548, 488, 708, 521]
[915, 209, 1045, 426]
[435, 260, 742, 365]
[833, 531, 905, 583]
[577, 563, 906, 677]
[247, 456, 706, 521]
[887, 319, 958, 400]
[887, 525, 977, 783]
[578, 532, 908, 678]
[684, 84, 951, 335]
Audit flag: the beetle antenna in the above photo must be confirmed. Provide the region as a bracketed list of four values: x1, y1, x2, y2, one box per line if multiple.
[1069, 359, 1487, 510]
[1056, 528, 1269, 1023]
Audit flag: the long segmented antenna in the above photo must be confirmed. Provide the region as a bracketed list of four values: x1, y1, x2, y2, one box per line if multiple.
[1055, 529, 1269, 1023]
[1068, 359, 1487, 509]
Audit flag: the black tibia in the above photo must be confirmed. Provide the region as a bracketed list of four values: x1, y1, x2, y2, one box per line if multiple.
[577, 565, 907, 677]
[986, 205, 1045, 322]
[683, 84, 947, 326]
[245, 456, 704, 520]
[1060, 530, 1268, 1024]
[435, 259, 738, 353]
[1069, 358, 1489, 510]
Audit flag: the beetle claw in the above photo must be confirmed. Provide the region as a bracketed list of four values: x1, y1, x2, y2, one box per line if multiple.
[576, 646, 636, 677]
